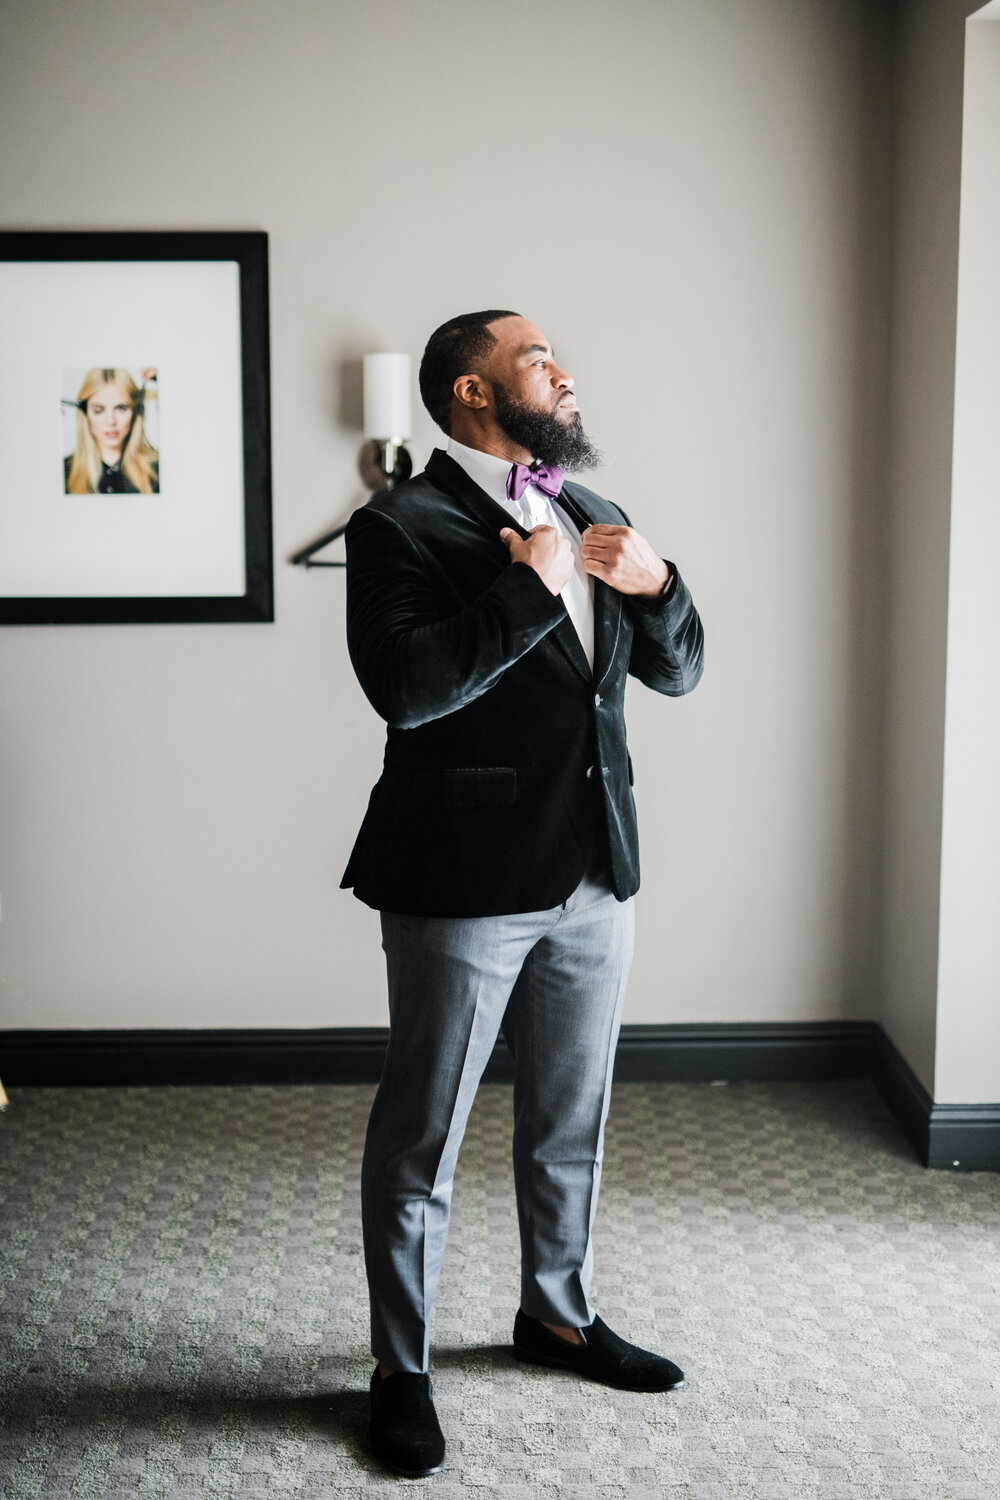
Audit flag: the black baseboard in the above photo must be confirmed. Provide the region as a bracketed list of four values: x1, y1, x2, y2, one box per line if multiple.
[0, 1021, 874, 1089]
[871, 1025, 934, 1163]
[869, 1028, 1000, 1172]
[2, 1021, 997, 1171]
[0, 1027, 391, 1088]
[610, 1022, 874, 1084]
[923, 1106, 1000, 1172]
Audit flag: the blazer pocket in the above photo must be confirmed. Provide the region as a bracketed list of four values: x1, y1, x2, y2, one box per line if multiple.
[411, 767, 517, 808]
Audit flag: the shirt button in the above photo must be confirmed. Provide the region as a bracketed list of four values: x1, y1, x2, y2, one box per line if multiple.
[594, 693, 602, 707]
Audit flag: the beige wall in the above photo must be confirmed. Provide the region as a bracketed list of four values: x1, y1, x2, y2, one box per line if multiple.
[935, 11, 1000, 1102]
[0, 1, 892, 1033]
[878, 0, 994, 1100]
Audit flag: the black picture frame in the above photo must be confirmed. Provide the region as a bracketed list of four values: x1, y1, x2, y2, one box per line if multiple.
[0, 230, 273, 624]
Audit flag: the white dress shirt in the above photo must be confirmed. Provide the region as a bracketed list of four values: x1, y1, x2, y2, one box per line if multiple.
[446, 436, 596, 671]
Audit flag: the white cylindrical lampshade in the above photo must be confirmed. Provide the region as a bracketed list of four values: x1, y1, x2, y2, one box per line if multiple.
[363, 352, 412, 440]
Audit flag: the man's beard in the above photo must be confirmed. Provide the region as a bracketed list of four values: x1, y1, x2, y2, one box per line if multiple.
[492, 383, 602, 471]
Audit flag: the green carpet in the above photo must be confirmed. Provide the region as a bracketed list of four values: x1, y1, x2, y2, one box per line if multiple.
[1, 1079, 999, 1498]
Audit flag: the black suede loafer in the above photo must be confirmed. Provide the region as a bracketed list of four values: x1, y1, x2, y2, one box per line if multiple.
[369, 1368, 446, 1477]
[512, 1310, 685, 1392]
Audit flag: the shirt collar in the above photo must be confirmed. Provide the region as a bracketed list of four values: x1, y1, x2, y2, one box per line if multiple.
[445, 436, 514, 510]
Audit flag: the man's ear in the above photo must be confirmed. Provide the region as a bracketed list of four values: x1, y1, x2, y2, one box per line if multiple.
[452, 373, 489, 412]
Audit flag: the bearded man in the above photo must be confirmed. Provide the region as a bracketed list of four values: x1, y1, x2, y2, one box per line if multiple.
[341, 310, 704, 1477]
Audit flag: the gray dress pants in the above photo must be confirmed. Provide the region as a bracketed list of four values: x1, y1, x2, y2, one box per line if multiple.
[362, 859, 635, 1372]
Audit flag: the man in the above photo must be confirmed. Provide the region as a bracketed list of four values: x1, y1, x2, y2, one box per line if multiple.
[342, 310, 704, 1477]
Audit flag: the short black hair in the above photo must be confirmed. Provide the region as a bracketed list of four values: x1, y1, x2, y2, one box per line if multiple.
[419, 309, 520, 434]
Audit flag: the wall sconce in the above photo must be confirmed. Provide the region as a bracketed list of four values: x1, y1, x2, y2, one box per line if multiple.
[292, 349, 413, 568]
[358, 352, 413, 491]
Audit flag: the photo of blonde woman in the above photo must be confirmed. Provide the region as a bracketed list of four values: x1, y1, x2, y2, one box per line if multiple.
[62, 366, 160, 494]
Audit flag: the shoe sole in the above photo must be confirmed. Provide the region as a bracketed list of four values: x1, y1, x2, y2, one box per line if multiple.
[512, 1343, 685, 1392]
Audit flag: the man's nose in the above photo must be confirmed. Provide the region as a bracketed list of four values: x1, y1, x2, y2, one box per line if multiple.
[552, 365, 573, 389]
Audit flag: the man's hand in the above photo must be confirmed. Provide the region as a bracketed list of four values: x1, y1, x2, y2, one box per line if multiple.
[581, 525, 670, 597]
[501, 525, 574, 596]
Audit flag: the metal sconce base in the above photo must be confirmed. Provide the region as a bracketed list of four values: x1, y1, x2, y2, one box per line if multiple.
[358, 439, 413, 492]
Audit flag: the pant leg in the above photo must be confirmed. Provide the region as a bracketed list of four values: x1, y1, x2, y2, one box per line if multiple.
[362, 905, 560, 1372]
[502, 868, 635, 1328]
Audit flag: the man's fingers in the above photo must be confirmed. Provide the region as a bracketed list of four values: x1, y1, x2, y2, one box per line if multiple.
[582, 546, 616, 565]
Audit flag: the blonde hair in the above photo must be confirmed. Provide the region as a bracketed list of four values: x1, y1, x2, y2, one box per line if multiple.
[66, 368, 159, 494]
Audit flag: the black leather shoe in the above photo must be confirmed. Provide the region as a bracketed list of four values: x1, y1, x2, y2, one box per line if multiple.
[512, 1310, 685, 1392]
[369, 1368, 446, 1477]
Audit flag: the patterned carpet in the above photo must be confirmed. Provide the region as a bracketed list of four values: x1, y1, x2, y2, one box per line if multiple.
[1, 1079, 999, 1499]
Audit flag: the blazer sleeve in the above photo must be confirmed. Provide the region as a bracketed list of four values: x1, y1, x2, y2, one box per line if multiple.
[344, 505, 567, 729]
[606, 501, 704, 697]
[625, 563, 705, 696]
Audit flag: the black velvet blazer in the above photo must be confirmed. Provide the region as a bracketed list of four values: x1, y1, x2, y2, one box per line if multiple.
[341, 448, 703, 917]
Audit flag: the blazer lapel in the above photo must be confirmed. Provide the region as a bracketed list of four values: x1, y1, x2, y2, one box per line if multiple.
[426, 448, 516, 541]
[427, 450, 593, 683]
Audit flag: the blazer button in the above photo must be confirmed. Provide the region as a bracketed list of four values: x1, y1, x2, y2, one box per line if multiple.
[594, 693, 602, 707]
[586, 765, 594, 779]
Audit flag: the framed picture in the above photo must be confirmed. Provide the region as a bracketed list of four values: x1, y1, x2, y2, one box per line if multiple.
[0, 230, 273, 624]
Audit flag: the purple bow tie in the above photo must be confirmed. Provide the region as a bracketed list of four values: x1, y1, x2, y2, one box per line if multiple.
[507, 461, 566, 506]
